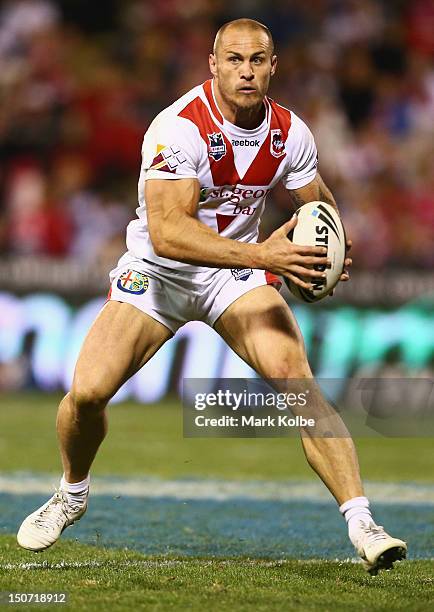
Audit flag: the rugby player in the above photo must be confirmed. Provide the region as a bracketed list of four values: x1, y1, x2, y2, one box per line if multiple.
[17, 19, 406, 574]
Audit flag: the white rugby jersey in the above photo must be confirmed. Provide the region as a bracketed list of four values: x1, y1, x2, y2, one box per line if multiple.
[126, 79, 318, 273]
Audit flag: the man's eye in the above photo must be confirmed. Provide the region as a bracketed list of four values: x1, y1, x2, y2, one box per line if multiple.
[229, 57, 240, 63]
[252, 57, 263, 64]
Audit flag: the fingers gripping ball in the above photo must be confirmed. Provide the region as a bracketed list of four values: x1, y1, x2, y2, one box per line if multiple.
[286, 202, 346, 302]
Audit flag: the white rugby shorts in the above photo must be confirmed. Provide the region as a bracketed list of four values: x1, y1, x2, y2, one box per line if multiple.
[108, 252, 282, 334]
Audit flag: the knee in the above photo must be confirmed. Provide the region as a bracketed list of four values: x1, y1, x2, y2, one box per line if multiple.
[267, 363, 311, 380]
[262, 333, 312, 380]
[264, 352, 312, 380]
[69, 384, 109, 414]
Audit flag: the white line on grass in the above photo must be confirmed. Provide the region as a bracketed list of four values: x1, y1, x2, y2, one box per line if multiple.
[0, 558, 365, 571]
[0, 474, 433, 504]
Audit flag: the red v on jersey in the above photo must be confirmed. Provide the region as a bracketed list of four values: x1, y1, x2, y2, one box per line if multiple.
[242, 100, 291, 184]
[179, 80, 292, 188]
[179, 90, 238, 185]
[216, 213, 237, 233]
[134, 78, 318, 272]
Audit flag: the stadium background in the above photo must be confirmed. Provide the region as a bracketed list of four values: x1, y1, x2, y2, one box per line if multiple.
[0, 1, 433, 609]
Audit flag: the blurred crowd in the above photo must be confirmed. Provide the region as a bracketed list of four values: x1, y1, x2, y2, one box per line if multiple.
[0, 0, 433, 270]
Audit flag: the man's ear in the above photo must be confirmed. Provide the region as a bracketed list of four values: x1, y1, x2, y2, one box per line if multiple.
[209, 53, 217, 77]
[271, 54, 277, 76]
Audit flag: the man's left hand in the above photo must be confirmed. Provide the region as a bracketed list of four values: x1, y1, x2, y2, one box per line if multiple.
[340, 238, 352, 282]
[329, 238, 352, 297]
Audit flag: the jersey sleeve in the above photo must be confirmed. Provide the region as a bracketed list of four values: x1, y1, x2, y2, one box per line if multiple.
[141, 112, 201, 180]
[281, 112, 318, 190]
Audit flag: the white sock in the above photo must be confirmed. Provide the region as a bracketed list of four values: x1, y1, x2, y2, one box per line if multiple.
[60, 475, 90, 505]
[339, 496, 373, 544]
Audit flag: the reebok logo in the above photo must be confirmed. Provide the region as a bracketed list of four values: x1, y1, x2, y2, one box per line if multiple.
[231, 139, 260, 147]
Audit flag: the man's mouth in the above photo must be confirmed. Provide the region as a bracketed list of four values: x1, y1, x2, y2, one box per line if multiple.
[238, 86, 257, 94]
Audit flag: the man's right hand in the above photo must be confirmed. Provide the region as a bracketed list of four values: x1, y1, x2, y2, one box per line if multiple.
[259, 215, 330, 290]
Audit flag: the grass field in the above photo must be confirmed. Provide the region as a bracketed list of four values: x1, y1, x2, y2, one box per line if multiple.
[0, 393, 433, 610]
[1, 393, 433, 481]
[1, 537, 433, 611]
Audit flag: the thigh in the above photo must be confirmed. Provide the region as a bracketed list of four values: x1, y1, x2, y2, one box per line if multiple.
[214, 285, 312, 380]
[72, 301, 172, 401]
[109, 262, 191, 333]
[202, 267, 281, 328]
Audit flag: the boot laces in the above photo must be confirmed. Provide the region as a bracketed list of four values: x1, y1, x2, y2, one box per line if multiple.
[361, 523, 388, 543]
[33, 489, 81, 533]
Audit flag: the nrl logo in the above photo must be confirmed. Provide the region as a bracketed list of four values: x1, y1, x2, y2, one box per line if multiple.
[231, 268, 253, 282]
[207, 132, 226, 161]
[270, 129, 285, 158]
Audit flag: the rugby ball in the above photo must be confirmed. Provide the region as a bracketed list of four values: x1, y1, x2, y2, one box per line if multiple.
[286, 201, 346, 302]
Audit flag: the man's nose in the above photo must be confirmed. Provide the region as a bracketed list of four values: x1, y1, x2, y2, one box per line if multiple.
[240, 62, 254, 80]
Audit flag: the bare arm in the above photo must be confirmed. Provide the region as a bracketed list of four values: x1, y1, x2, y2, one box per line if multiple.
[145, 178, 329, 290]
[146, 178, 265, 268]
[288, 172, 352, 283]
[287, 172, 339, 214]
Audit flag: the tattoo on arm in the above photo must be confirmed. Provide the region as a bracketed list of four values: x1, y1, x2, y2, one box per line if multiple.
[317, 176, 338, 211]
[288, 190, 308, 209]
[287, 173, 340, 215]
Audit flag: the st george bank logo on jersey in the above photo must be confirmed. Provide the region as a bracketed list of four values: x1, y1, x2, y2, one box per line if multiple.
[207, 132, 226, 161]
[200, 185, 271, 203]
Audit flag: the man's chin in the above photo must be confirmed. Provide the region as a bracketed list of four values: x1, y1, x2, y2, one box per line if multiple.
[233, 92, 263, 109]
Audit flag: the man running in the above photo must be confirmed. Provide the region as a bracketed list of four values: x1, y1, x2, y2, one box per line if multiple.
[17, 19, 406, 574]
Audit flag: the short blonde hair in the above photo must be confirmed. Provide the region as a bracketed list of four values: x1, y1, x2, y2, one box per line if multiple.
[213, 19, 274, 55]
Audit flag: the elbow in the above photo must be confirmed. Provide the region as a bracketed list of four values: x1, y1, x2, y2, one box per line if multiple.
[149, 226, 176, 259]
[150, 233, 168, 258]
[153, 240, 170, 259]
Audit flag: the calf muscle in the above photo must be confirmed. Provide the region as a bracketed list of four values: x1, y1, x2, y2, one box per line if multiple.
[57, 301, 172, 482]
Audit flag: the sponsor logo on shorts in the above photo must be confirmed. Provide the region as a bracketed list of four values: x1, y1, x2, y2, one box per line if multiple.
[150, 144, 186, 173]
[207, 132, 226, 161]
[231, 268, 253, 281]
[270, 129, 285, 158]
[117, 270, 149, 294]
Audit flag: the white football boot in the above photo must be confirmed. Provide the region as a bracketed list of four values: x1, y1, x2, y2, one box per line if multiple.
[17, 489, 88, 551]
[352, 521, 407, 575]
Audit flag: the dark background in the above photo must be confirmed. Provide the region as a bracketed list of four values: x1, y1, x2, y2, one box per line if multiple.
[0, 0, 433, 394]
[0, 0, 433, 270]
